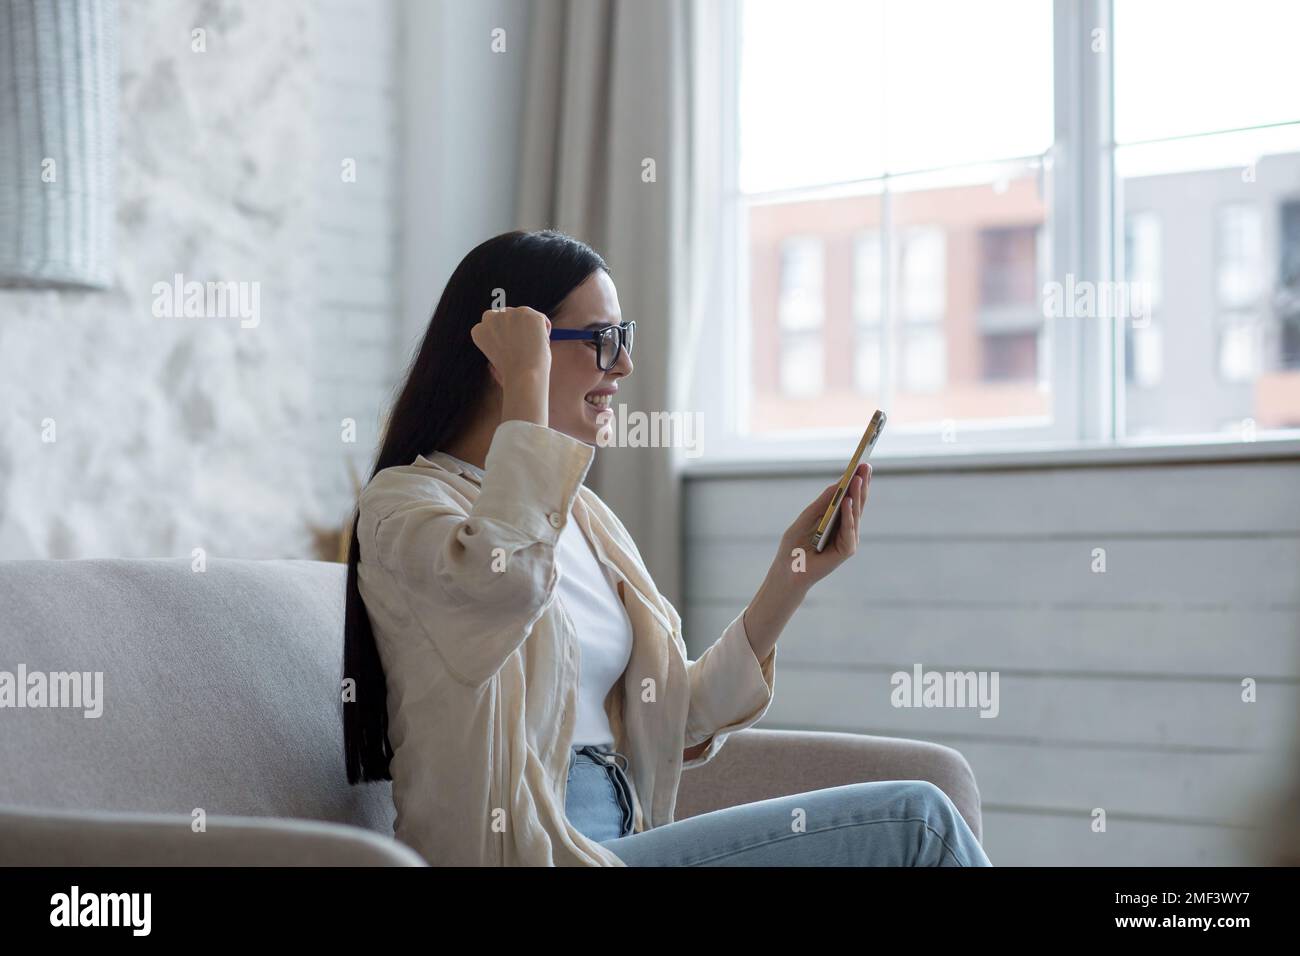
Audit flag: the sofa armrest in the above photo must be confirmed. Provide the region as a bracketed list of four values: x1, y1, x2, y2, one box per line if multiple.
[674, 728, 983, 842]
[0, 804, 428, 866]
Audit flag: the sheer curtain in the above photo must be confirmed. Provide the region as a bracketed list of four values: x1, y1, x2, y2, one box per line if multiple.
[515, 0, 727, 612]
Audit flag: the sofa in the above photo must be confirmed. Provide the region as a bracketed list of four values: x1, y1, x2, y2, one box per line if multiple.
[0, 557, 983, 865]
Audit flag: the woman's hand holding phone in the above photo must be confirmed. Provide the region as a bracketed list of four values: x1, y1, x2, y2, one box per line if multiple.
[740, 462, 870, 670]
[769, 411, 884, 591]
[772, 463, 871, 592]
[736, 416, 880, 668]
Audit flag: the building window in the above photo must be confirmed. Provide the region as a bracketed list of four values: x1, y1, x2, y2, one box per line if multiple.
[853, 231, 882, 394]
[1279, 200, 1300, 369]
[982, 331, 1038, 382]
[1215, 205, 1263, 382]
[1129, 325, 1164, 388]
[895, 226, 946, 392]
[975, 224, 1042, 385]
[1219, 314, 1261, 382]
[1124, 212, 1163, 387]
[778, 336, 825, 397]
[980, 225, 1039, 307]
[777, 236, 825, 397]
[1217, 203, 1263, 308]
[1125, 212, 1163, 309]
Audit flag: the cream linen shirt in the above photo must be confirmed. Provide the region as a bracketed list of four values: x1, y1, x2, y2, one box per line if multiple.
[355, 419, 778, 866]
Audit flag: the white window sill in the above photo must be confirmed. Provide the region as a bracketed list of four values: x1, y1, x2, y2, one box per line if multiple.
[680, 435, 1300, 478]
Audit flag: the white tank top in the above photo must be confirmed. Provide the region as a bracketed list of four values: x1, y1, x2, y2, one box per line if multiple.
[440, 452, 633, 747]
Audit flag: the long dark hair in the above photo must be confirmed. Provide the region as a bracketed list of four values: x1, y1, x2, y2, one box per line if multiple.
[343, 229, 610, 784]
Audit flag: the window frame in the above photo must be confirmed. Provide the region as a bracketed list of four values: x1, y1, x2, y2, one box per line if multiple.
[687, 0, 1300, 471]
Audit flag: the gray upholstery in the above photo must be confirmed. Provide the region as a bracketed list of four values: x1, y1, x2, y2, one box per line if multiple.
[675, 728, 982, 841]
[0, 558, 395, 829]
[0, 557, 982, 864]
[0, 804, 426, 866]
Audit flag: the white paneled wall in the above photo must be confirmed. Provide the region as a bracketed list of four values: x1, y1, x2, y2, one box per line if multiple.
[683, 456, 1300, 865]
[309, 0, 402, 531]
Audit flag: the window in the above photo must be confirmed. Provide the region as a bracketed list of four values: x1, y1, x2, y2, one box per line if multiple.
[1213, 206, 1264, 384]
[897, 227, 945, 319]
[980, 226, 1039, 309]
[895, 227, 946, 393]
[853, 231, 883, 395]
[1124, 213, 1162, 310]
[1276, 201, 1300, 370]
[1216, 204, 1263, 308]
[1281, 320, 1300, 372]
[776, 237, 826, 397]
[727, 0, 1055, 450]
[978, 224, 1043, 384]
[694, 0, 1300, 461]
[1123, 213, 1162, 388]
[779, 337, 825, 398]
[983, 332, 1038, 383]
[1129, 324, 1163, 389]
[1115, 0, 1300, 438]
[1219, 318, 1261, 383]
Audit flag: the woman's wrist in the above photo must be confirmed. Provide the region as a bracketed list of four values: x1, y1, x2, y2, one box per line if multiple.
[767, 549, 814, 600]
[742, 557, 810, 661]
[500, 368, 550, 427]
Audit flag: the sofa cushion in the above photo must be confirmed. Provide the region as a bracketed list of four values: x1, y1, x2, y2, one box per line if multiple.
[0, 558, 394, 836]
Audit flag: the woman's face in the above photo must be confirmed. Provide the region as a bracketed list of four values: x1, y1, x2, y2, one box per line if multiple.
[546, 270, 633, 446]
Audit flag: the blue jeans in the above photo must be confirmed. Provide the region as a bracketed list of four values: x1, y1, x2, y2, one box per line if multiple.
[565, 743, 993, 866]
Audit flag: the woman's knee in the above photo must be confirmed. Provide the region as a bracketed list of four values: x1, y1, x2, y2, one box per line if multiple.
[886, 780, 968, 832]
[889, 779, 952, 811]
[885, 780, 990, 866]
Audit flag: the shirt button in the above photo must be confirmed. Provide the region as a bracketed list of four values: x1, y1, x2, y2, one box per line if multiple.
[548, 512, 563, 529]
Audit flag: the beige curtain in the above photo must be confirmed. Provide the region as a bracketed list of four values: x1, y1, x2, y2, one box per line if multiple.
[516, 0, 726, 611]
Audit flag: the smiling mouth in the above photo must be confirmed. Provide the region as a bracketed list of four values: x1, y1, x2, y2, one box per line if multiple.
[584, 393, 613, 409]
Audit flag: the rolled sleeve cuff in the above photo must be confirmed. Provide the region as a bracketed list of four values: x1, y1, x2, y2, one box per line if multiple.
[682, 609, 777, 768]
[476, 419, 595, 542]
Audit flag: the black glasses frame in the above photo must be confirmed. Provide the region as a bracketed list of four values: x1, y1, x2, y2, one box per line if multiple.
[549, 320, 635, 371]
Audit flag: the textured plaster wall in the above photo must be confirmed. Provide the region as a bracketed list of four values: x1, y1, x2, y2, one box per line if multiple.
[0, 0, 397, 559]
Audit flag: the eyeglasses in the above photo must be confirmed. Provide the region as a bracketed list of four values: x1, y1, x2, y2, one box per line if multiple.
[549, 320, 635, 372]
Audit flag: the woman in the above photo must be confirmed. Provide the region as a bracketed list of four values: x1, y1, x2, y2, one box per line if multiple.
[343, 229, 991, 867]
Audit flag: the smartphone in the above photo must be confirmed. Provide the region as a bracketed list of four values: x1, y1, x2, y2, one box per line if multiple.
[811, 410, 887, 553]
